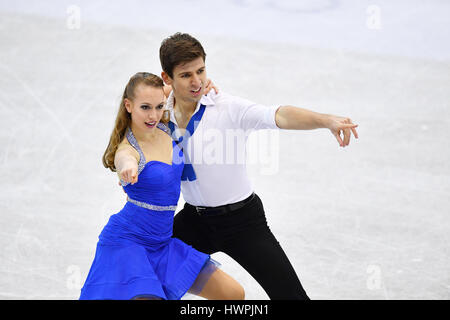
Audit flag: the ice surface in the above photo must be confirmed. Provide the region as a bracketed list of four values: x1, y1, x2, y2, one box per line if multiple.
[0, 0, 449, 300]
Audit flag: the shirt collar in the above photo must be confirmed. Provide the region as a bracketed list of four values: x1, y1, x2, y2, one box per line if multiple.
[166, 90, 216, 126]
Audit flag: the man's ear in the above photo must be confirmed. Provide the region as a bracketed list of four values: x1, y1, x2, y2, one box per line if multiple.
[161, 71, 172, 86]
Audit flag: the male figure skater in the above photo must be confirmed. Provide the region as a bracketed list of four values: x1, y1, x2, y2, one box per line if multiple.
[159, 33, 358, 300]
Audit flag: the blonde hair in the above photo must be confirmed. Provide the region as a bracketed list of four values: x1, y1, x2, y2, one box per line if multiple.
[102, 72, 169, 172]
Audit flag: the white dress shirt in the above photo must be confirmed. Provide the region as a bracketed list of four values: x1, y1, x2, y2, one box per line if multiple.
[166, 90, 280, 207]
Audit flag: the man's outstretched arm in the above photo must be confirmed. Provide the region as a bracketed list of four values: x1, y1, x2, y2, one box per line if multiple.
[275, 106, 359, 147]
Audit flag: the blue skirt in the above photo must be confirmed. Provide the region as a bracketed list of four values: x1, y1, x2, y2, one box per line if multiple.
[79, 202, 219, 300]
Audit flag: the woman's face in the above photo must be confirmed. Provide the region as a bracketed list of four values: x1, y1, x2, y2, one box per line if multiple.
[125, 84, 165, 132]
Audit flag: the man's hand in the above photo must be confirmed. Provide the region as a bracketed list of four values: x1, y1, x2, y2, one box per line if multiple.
[275, 106, 358, 147]
[325, 115, 358, 147]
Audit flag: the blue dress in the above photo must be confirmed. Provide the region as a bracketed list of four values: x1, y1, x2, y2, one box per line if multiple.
[79, 124, 219, 300]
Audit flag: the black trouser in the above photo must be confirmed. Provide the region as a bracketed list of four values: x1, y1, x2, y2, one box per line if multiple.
[172, 193, 310, 300]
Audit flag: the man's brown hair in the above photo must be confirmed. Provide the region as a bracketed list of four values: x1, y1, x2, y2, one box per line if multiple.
[159, 32, 206, 79]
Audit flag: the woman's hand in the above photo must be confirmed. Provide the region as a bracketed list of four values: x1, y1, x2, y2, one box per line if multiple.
[204, 79, 219, 95]
[163, 79, 219, 98]
[119, 164, 138, 185]
[163, 85, 172, 98]
[115, 145, 139, 187]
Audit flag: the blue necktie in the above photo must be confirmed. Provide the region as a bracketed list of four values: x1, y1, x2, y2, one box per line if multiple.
[168, 104, 206, 181]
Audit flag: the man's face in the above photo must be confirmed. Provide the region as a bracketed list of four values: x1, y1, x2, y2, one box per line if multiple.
[165, 56, 207, 104]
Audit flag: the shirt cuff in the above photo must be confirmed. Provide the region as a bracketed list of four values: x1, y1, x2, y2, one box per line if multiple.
[267, 105, 281, 129]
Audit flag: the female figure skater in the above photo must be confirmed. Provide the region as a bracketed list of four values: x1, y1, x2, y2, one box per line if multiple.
[79, 72, 244, 300]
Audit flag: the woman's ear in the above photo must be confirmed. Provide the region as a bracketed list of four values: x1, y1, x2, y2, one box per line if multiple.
[124, 98, 132, 113]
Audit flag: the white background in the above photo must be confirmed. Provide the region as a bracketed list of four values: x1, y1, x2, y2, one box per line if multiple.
[0, 0, 449, 299]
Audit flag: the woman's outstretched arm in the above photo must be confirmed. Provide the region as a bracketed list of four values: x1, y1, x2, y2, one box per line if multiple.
[114, 144, 139, 185]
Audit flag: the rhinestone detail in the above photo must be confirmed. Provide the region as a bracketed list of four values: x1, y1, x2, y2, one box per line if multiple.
[120, 127, 146, 187]
[127, 196, 177, 212]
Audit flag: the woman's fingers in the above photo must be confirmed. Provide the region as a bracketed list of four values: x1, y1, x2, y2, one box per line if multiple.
[204, 79, 219, 94]
[204, 79, 212, 94]
[120, 168, 138, 184]
[131, 173, 138, 185]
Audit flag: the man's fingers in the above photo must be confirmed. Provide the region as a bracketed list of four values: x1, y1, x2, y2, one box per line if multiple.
[341, 123, 359, 140]
[335, 132, 344, 147]
[352, 127, 359, 139]
[345, 124, 358, 139]
[331, 118, 359, 147]
[343, 128, 351, 146]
